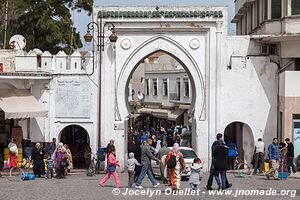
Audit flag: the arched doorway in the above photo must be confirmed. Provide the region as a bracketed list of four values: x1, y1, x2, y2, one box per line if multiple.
[60, 125, 90, 169]
[126, 51, 195, 159]
[224, 122, 254, 169]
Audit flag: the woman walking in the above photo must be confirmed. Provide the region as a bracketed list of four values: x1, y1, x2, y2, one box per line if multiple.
[53, 143, 68, 179]
[165, 143, 186, 190]
[278, 142, 288, 175]
[99, 147, 120, 188]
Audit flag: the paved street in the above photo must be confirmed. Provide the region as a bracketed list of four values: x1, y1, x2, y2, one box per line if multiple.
[0, 171, 299, 200]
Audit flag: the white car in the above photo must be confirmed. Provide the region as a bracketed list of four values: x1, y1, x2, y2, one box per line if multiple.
[151, 146, 199, 179]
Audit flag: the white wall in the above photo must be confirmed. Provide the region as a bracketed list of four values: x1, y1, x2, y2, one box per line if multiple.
[222, 36, 278, 149]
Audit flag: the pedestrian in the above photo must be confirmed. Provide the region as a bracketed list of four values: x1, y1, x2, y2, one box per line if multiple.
[48, 138, 56, 157]
[285, 138, 297, 174]
[253, 138, 264, 174]
[157, 141, 171, 183]
[127, 152, 141, 188]
[226, 139, 238, 170]
[7, 138, 18, 169]
[106, 139, 115, 153]
[45, 154, 54, 179]
[188, 157, 202, 191]
[266, 138, 279, 180]
[64, 144, 73, 173]
[99, 147, 121, 188]
[214, 141, 229, 190]
[135, 138, 161, 189]
[278, 142, 288, 175]
[53, 143, 68, 179]
[32, 143, 45, 178]
[84, 144, 91, 170]
[206, 133, 232, 190]
[165, 143, 186, 190]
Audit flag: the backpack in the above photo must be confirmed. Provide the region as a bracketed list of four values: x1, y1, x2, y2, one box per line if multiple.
[228, 143, 238, 157]
[167, 154, 177, 169]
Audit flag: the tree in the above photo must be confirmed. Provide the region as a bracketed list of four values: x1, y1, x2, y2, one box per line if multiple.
[0, 0, 93, 54]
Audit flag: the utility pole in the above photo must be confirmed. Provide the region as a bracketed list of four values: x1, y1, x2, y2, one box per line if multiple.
[3, 0, 8, 49]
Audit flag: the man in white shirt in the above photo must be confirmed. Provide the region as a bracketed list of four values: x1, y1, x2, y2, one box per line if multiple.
[253, 138, 264, 174]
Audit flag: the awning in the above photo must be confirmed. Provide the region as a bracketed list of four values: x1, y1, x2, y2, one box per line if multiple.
[0, 89, 48, 119]
[168, 109, 186, 121]
[137, 107, 186, 121]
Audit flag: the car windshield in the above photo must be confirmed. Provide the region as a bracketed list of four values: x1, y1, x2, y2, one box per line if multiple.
[180, 149, 197, 159]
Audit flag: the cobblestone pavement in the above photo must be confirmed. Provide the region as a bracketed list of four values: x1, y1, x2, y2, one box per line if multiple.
[0, 171, 299, 200]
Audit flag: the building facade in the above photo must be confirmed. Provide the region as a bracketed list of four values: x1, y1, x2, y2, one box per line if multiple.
[0, 48, 98, 168]
[96, 6, 278, 170]
[233, 0, 300, 157]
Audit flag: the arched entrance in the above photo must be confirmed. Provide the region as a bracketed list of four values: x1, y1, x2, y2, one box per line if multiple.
[224, 122, 254, 169]
[126, 51, 195, 158]
[60, 125, 90, 169]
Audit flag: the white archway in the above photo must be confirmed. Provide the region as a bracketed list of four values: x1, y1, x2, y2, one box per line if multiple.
[116, 34, 205, 121]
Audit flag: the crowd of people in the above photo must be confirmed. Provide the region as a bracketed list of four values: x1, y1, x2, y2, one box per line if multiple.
[4, 137, 73, 179]
[1, 128, 299, 191]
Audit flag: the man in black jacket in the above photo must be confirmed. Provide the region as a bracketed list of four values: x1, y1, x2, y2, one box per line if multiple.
[214, 142, 229, 190]
[206, 133, 232, 190]
[285, 138, 297, 174]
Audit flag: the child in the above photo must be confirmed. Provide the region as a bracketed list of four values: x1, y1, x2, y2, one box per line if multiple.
[99, 147, 121, 188]
[127, 152, 141, 187]
[45, 154, 54, 179]
[188, 158, 202, 191]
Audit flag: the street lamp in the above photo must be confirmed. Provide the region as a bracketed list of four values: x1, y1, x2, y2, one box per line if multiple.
[84, 20, 117, 147]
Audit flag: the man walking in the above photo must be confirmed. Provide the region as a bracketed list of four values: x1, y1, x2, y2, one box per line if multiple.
[206, 133, 232, 190]
[266, 138, 279, 179]
[253, 138, 264, 174]
[135, 139, 161, 189]
[285, 138, 297, 174]
[157, 141, 170, 183]
[214, 141, 229, 190]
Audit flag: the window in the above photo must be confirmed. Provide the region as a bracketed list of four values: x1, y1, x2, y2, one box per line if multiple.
[292, 0, 300, 15]
[184, 79, 189, 97]
[269, 44, 278, 55]
[257, 0, 261, 25]
[145, 79, 149, 95]
[163, 79, 168, 96]
[176, 80, 181, 98]
[152, 79, 157, 96]
[271, 0, 281, 19]
[264, 0, 268, 20]
[295, 59, 300, 71]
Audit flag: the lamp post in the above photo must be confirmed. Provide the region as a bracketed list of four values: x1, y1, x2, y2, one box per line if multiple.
[84, 19, 117, 148]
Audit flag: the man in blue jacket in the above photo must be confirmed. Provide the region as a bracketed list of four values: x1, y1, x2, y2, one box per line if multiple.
[266, 138, 279, 179]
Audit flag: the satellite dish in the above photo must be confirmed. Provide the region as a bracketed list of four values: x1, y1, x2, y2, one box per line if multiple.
[137, 91, 145, 100]
[9, 34, 26, 50]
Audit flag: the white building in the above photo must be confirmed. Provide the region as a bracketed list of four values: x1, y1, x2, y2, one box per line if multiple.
[233, 0, 300, 157]
[128, 52, 191, 126]
[96, 6, 278, 170]
[0, 49, 98, 168]
[0, 4, 286, 171]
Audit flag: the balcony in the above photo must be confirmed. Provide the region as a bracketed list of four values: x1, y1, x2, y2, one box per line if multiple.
[233, 0, 256, 22]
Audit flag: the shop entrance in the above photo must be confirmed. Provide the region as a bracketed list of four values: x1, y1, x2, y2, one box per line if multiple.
[60, 125, 90, 169]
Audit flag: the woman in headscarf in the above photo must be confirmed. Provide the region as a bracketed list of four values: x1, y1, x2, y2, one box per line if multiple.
[53, 143, 68, 179]
[64, 144, 73, 173]
[31, 143, 45, 177]
[278, 142, 288, 174]
[165, 143, 186, 190]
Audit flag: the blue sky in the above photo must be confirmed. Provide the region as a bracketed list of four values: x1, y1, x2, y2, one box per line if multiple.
[73, 0, 235, 50]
